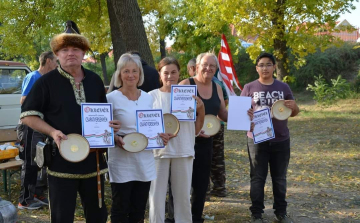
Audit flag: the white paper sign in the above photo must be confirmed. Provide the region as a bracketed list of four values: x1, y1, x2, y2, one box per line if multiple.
[81, 103, 114, 148]
[136, 109, 165, 149]
[170, 85, 197, 121]
[227, 96, 252, 131]
[252, 108, 275, 144]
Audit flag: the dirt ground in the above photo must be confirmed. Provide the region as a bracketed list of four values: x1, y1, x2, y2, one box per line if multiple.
[2, 97, 360, 222]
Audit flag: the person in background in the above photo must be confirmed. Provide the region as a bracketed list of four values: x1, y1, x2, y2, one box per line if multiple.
[17, 51, 58, 210]
[187, 58, 196, 77]
[106, 53, 169, 223]
[240, 52, 299, 223]
[209, 70, 229, 197]
[148, 57, 205, 223]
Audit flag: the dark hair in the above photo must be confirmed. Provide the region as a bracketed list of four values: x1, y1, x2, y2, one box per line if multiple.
[39, 51, 55, 66]
[127, 50, 141, 57]
[256, 53, 276, 65]
[157, 57, 180, 72]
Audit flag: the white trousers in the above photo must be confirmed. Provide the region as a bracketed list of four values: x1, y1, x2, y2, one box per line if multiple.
[149, 157, 193, 223]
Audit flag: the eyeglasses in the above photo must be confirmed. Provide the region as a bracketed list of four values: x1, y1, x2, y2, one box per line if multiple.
[201, 63, 216, 70]
[257, 64, 274, 69]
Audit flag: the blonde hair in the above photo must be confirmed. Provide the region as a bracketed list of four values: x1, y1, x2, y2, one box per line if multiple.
[114, 53, 144, 88]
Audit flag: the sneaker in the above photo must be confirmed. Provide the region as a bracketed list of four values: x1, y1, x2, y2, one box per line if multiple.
[18, 200, 43, 210]
[275, 214, 294, 223]
[251, 215, 264, 223]
[210, 190, 227, 197]
[34, 194, 49, 205]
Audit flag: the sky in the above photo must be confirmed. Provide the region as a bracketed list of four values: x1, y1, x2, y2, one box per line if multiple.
[339, 1, 360, 28]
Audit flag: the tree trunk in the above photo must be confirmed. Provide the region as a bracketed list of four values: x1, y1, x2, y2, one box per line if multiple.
[271, 0, 288, 81]
[108, 0, 155, 67]
[107, 0, 126, 67]
[100, 53, 110, 85]
[160, 37, 166, 59]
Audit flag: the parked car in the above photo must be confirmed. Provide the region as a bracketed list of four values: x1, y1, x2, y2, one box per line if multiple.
[0, 60, 31, 142]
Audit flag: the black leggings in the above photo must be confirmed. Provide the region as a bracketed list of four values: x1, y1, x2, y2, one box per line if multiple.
[191, 137, 213, 223]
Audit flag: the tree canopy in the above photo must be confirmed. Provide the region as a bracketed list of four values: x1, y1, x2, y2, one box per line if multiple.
[199, 0, 358, 80]
[0, 0, 111, 68]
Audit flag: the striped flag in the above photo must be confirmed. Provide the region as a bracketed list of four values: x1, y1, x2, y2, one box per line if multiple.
[217, 34, 242, 96]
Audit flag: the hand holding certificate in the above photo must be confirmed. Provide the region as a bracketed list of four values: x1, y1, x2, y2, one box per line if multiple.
[252, 108, 275, 144]
[81, 103, 115, 148]
[136, 109, 165, 149]
[170, 85, 197, 121]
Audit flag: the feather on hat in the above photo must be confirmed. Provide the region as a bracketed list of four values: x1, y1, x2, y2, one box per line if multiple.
[50, 21, 90, 53]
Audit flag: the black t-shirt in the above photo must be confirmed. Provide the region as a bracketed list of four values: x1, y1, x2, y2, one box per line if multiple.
[21, 67, 107, 174]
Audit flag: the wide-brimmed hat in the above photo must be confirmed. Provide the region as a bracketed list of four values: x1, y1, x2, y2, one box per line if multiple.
[50, 21, 90, 53]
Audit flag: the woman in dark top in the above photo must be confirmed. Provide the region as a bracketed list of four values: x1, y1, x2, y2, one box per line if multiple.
[180, 52, 228, 223]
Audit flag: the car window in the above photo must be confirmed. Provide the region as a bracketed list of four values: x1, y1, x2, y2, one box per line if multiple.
[0, 68, 28, 94]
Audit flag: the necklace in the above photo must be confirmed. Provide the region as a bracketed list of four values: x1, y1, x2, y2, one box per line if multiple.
[134, 90, 140, 105]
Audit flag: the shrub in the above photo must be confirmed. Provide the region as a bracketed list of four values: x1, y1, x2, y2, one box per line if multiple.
[306, 75, 351, 105]
[290, 43, 360, 89]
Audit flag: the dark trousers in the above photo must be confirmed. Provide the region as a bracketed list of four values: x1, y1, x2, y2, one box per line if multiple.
[210, 124, 226, 192]
[191, 137, 213, 223]
[48, 175, 107, 223]
[111, 181, 151, 223]
[165, 168, 175, 222]
[247, 138, 290, 217]
[18, 125, 47, 205]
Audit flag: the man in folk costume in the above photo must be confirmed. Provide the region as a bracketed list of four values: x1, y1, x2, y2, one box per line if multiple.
[20, 21, 120, 223]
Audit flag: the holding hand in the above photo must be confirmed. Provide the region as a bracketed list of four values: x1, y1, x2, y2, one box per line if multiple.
[109, 120, 121, 133]
[197, 130, 210, 138]
[115, 135, 125, 148]
[158, 133, 170, 145]
[284, 100, 297, 111]
[193, 95, 204, 111]
[50, 130, 67, 148]
[167, 133, 177, 139]
[247, 108, 254, 120]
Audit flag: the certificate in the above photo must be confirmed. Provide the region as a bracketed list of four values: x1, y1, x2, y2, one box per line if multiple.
[136, 109, 165, 149]
[81, 103, 114, 148]
[252, 108, 275, 144]
[227, 96, 252, 131]
[170, 85, 197, 121]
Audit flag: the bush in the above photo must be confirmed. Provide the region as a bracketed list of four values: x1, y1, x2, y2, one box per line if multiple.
[290, 43, 360, 89]
[306, 75, 351, 105]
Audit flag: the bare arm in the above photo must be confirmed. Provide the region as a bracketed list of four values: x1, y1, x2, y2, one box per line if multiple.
[21, 116, 67, 148]
[216, 84, 228, 122]
[194, 96, 205, 134]
[20, 96, 26, 105]
[179, 79, 205, 135]
[179, 78, 190, 85]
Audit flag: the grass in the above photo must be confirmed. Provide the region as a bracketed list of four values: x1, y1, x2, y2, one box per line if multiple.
[2, 94, 360, 223]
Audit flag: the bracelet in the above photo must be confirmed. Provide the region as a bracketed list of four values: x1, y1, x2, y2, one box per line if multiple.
[195, 131, 202, 137]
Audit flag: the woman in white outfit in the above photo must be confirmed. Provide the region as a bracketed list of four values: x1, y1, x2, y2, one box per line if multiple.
[106, 53, 169, 223]
[148, 57, 205, 223]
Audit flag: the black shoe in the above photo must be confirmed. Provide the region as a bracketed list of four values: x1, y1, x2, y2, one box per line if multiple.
[251, 215, 264, 223]
[165, 218, 175, 223]
[275, 214, 294, 223]
[210, 189, 227, 197]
